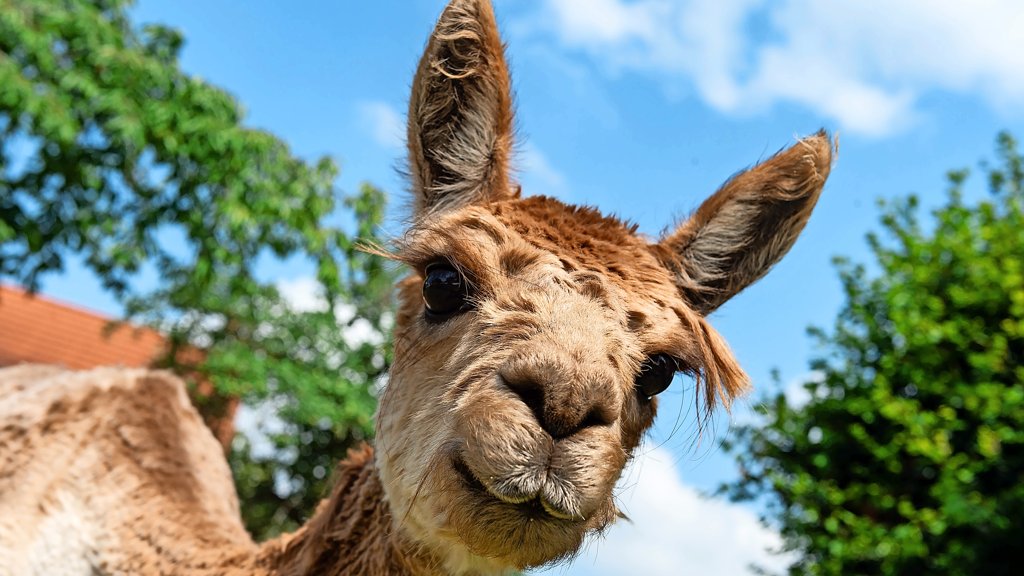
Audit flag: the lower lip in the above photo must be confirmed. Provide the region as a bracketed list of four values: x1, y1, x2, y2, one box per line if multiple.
[451, 454, 553, 519]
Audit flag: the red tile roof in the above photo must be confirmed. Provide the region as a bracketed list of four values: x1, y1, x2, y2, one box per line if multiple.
[0, 285, 167, 369]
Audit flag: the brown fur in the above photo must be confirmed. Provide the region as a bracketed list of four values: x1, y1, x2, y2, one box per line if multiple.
[0, 365, 256, 575]
[0, 1, 834, 574]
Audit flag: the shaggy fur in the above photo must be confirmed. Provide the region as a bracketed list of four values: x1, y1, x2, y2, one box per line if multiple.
[407, 0, 514, 215]
[0, 1, 835, 574]
[0, 365, 255, 576]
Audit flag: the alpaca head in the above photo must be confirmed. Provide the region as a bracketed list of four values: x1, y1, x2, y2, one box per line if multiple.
[374, 0, 834, 572]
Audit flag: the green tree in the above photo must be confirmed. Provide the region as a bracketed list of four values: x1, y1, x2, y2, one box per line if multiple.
[0, 0, 396, 538]
[722, 133, 1024, 575]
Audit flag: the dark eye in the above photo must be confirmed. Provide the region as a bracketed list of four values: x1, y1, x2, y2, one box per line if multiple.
[635, 354, 678, 399]
[422, 262, 470, 319]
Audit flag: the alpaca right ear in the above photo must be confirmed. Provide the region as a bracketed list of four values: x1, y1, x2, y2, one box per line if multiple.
[407, 0, 516, 219]
[653, 132, 836, 315]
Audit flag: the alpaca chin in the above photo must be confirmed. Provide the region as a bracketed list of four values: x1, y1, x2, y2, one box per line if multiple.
[441, 459, 614, 569]
[388, 451, 608, 571]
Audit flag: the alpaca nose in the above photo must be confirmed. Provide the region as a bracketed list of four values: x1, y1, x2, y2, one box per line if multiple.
[501, 355, 620, 439]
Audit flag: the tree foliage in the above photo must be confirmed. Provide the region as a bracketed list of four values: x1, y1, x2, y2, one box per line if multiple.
[219, 186, 395, 538]
[722, 133, 1024, 575]
[1, 0, 396, 538]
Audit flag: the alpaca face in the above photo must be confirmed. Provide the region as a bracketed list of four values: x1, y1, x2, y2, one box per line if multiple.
[374, 0, 833, 572]
[378, 200, 692, 569]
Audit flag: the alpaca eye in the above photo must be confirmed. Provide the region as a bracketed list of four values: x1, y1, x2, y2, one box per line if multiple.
[422, 262, 469, 318]
[635, 354, 677, 399]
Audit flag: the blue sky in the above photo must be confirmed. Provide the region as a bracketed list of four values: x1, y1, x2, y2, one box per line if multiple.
[36, 0, 1024, 573]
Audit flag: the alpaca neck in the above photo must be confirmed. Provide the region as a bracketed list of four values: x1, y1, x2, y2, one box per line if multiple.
[256, 444, 439, 576]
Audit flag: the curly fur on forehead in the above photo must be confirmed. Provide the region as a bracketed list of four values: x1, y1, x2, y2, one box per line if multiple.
[396, 196, 664, 287]
[492, 196, 649, 272]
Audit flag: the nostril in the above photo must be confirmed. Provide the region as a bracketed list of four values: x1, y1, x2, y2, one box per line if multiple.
[578, 406, 612, 431]
[503, 376, 547, 432]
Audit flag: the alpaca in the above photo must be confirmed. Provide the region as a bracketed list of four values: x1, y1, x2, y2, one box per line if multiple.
[0, 0, 835, 574]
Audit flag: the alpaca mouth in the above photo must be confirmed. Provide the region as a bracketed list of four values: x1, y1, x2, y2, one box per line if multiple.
[451, 453, 582, 522]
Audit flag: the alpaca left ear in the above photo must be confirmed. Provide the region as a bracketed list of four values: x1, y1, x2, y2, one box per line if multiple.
[407, 0, 515, 219]
[652, 131, 836, 315]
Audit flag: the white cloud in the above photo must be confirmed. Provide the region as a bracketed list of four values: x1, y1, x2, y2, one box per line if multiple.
[275, 276, 384, 348]
[522, 0, 1024, 137]
[536, 446, 791, 576]
[544, 0, 667, 46]
[782, 370, 825, 410]
[276, 276, 328, 313]
[234, 397, 289, 459]
[340, 317, 384, 349]
[357, 101, 404, 149]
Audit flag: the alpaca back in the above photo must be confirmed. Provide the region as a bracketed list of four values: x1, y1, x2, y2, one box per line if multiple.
[0, 365, 256, 575]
